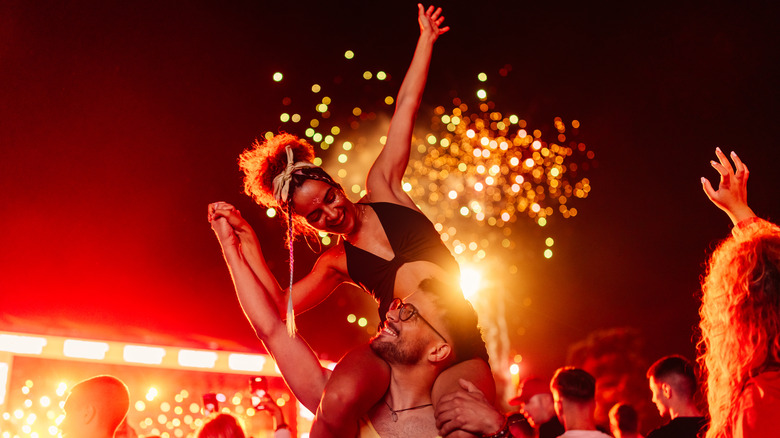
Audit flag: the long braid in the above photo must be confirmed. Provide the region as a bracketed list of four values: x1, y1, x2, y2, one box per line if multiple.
[286, 202, 296, 337]
[268, 145, 340, 338]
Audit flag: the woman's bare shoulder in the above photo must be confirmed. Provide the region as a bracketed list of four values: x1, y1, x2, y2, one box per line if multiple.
[316, 242, 350, 277]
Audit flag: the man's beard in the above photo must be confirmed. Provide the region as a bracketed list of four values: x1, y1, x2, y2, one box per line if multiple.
[370, 334, 426, 365]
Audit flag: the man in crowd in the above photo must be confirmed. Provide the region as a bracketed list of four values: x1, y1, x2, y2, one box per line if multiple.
[645, 355, 707, 438]
[225, 236, 491, 438]
[550, 367, 611, 438]
[609, 403, 644, 438]
[510, 377, 565, 438]
[60, 375, 130, 438]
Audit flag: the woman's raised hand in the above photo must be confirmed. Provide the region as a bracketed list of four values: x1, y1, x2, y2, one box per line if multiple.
[701, 148, 756, 225]
[208, 201, 233, 221]
[208, 202, 255, 245]
[208, 202, 248, 230]
[418, 4, 449, 40]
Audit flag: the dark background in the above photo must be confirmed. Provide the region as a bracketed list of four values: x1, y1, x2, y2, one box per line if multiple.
[1, 0, 778, 405]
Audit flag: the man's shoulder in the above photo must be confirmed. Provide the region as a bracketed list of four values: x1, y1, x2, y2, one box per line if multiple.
[646, 417, 707, 438]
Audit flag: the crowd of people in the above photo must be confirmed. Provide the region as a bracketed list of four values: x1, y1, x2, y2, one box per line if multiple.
[59, 375, 292, 438]
[54, 3, 779, 438]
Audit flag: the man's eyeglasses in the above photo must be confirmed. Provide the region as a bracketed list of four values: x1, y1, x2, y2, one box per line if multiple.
[389, 298, 448, 343]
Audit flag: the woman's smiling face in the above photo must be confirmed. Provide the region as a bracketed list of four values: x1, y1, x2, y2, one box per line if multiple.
[292, 179, 357, 235]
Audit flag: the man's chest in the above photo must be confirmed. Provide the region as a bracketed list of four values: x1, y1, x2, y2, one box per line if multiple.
[369, 407, 440, 438]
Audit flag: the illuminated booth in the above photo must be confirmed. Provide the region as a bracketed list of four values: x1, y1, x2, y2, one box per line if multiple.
[0, 330, 319, 438]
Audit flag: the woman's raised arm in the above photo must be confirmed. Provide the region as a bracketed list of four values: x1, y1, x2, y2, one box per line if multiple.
[366, 4, 449, 204]
[209, 202, 285, 308]
[701, 148, 756, 225]
[210, 213, 330, 411]
[208, 202, 348, 316]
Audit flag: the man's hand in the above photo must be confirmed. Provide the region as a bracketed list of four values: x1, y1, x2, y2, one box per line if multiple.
[435, 379, 506, 437]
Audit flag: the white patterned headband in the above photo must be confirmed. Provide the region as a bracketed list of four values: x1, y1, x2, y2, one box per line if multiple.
[272, 145, 317, 205]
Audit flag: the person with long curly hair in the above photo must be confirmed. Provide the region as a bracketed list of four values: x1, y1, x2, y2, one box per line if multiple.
[699, 147, 780, 437]
[208, 4, 493, 438]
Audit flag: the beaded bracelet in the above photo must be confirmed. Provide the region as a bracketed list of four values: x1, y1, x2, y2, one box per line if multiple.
[482, 417, 511, 438]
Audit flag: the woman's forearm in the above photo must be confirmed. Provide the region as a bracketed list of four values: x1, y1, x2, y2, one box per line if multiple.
[219, 233, 328, 410]
[395, 35, 435, 113]
[235, 227, 287, 314]
[220, 237, 284, 337]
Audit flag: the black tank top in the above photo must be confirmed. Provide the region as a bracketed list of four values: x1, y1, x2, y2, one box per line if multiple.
[342, 202, 460, 321]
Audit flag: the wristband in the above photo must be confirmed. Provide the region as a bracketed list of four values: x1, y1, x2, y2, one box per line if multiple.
[482, 417, 511, 438]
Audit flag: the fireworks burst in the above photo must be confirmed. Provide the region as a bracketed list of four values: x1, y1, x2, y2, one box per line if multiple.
[266, 52, 596, 261]
[406, 93, 595, 263]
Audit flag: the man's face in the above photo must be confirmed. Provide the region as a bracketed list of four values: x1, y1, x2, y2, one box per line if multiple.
[59, 393, 82, 438]
[370, 292, 444, 365]
[649, 377, 670, 417]
[521, 393, 552, 428]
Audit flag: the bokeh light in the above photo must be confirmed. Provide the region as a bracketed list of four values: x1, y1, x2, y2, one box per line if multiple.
[404, 102, 594, 262]
[460, 267, 482, 301]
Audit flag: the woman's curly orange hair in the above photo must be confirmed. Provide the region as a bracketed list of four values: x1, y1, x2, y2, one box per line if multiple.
[238, 133, 321, 239]
[699, 219, 780, 437]
[240, 133, 315, 206]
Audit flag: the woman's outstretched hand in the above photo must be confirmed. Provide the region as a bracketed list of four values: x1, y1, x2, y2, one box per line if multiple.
[701, 148, 756, 225]
[418, 4, 449, 40]
[208, 202, 254, 247]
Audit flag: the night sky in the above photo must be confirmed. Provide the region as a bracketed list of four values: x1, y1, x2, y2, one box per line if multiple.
[1, 0, 779, 393]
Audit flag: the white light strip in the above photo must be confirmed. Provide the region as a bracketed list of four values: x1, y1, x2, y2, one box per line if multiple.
[0, 331, 281, 375]
[63, 340, 109, 360]
[178, 350, 217, 368]
[0, 362, 8, 404]
[123, 345, 166, 364]
[0, 335, 47, 355]
[227, 353, 266, 372]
